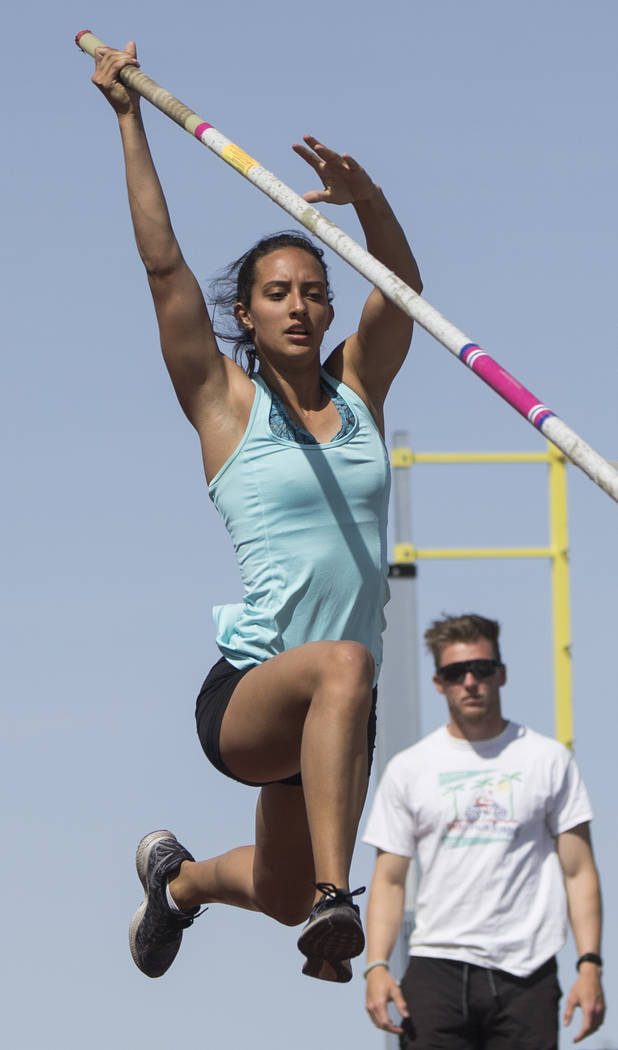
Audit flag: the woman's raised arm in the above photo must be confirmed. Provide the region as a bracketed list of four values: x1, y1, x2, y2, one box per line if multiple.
[91, 43, 232, 428]
[293, 135, 422, 418]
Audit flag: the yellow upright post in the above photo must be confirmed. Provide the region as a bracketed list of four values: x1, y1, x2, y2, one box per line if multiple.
[394, 443, 575, 748]
[548, 441, 573, 749]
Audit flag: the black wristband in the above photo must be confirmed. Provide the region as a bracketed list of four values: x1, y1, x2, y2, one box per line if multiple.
[576, 953, 603, 970]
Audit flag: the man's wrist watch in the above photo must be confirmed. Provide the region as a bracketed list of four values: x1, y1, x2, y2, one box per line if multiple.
[576, 953, 603, 970]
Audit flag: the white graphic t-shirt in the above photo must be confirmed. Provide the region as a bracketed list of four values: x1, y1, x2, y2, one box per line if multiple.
[363, 721, 593, 976]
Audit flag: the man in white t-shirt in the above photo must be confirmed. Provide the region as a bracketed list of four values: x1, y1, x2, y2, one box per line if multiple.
[363, 613, 605, 1049]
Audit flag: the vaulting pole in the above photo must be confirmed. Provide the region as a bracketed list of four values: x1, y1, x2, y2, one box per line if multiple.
[76, 31, 618, 504]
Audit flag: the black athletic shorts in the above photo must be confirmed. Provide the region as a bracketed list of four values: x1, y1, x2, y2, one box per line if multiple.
[399, 956, 561, 1050]
[195, 655, 378, 788]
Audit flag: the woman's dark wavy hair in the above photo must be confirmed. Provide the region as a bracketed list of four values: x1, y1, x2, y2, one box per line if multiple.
[208, 231, 333, 377]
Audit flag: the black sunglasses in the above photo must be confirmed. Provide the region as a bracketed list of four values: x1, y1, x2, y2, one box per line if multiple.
[437, 659, 500, 684]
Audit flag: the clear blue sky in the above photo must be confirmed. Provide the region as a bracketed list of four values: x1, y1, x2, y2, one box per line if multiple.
[3, 2, 616, 1047]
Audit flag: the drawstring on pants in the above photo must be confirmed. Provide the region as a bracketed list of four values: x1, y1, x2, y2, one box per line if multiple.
[461, 963, 501, 1022]
[487, 967, 500, 1006]
[462, 963, 470, 1020]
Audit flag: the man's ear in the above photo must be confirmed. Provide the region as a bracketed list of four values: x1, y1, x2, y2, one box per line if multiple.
[432, 672, 445, 696]
[326, 303, 335, 330]
[498, 664, 507, 687]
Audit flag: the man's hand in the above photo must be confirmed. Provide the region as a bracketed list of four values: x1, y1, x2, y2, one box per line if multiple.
[563, 965, 606, 1043]
[366, 966, 410, 1035]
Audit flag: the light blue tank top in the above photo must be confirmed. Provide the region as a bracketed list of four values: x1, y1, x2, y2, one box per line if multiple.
[209, 368, 391, 683]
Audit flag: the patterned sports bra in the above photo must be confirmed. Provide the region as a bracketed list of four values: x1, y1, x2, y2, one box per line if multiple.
[269, 379, 355, 444]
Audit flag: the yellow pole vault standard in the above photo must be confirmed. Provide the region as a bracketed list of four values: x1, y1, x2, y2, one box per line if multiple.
[392, 442, 573, 747]
[75, 30, 618, 504]
[548, 445, 572, 749]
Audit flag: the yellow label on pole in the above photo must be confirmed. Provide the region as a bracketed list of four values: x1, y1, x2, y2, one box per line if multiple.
[222, 143, 258, 176]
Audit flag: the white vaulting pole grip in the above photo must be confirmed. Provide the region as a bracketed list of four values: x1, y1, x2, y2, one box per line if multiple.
[76, 31, 618, 504]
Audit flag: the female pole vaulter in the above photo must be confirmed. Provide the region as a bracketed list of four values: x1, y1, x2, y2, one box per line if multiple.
[88, 40, 422, 984]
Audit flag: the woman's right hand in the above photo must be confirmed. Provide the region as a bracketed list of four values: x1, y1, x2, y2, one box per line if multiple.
[91, 41, 141, 117]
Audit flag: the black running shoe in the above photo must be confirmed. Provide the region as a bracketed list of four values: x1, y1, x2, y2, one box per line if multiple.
[129, 830, 202, 978]
[302, 956, 353, 983]
[297, 883, 365, 966]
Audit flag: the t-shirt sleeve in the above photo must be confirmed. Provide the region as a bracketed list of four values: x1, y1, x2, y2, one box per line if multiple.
[362, 759, 416, 858]
[546, 749, 594, 835]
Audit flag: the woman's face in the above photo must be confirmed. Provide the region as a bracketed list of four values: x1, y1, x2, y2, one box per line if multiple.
[235, 248, 334, 366]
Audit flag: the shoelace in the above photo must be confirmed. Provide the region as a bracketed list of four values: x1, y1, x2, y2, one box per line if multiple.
[161, 906, 208, 942]
[314, 882, 366, 904]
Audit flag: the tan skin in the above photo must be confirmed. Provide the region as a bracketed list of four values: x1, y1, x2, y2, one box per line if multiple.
[90, 44, 422, 929]
[365, 639, 605, 1040]
[432, 638, 507, 741]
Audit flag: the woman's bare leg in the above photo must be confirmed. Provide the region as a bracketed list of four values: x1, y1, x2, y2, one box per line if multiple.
[170, 783, 315, 925]
[171, 639, 373, 913]
[219, 639, 373, 901]
[131, 641, 372, 980]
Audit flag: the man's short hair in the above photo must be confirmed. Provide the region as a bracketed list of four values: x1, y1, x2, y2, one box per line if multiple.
[424, 613, 502, 668]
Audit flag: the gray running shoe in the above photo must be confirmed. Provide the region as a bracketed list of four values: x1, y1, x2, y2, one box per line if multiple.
[297, 883, 365, 966]
[129, 830, 201, 978]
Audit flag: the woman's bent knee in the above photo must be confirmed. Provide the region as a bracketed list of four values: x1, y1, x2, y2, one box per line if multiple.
[319, 641, 375, 692]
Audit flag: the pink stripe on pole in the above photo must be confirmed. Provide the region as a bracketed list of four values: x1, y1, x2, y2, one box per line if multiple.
[460, 344, 554, 429]
[194, 122, 212, 139]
